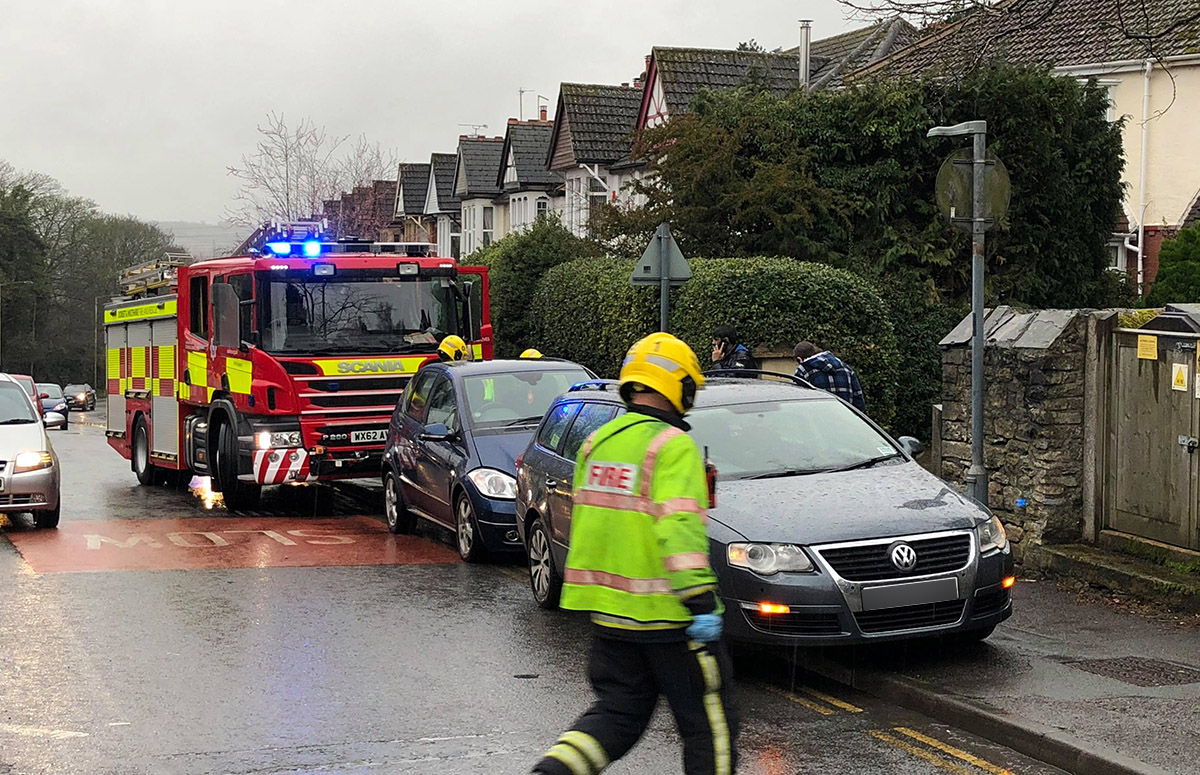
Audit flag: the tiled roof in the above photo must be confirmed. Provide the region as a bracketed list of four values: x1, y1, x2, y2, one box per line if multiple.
[860, 0, 1200, 78]
[428, 153, 459, 215]
[502, 122, 561, 189]
[457, 136, 505, 198]
[556, 83, 642, 164]
[798, 17, 920, 88]
[1185, 195, 1200, 231]
[397, 163, 430, 215]
[653, 47, 801, 113]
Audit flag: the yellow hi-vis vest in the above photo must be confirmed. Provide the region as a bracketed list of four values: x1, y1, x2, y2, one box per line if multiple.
[561, 412, 721, 632]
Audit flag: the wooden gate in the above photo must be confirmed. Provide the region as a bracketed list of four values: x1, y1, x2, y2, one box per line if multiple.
[1106, 329, 1200, 550]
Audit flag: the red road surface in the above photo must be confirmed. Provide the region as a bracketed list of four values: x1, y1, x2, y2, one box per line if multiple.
[6, 516, 460, 573]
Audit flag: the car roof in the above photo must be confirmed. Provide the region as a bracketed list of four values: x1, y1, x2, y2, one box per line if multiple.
[563, 376, 838, 408]
[436, 359, 593, 378]
[0, 374, 17, 384]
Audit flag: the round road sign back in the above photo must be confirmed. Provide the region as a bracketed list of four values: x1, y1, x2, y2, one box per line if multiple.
[936, 148, 1010, 232]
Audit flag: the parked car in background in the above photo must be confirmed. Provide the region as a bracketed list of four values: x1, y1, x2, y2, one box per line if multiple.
[37, 384, 69, 428]
[515, 374, 1015, 646]
[0, 374, 61, 528]
[64, 383, 96, 411]
[382, 359, 593, 561]
[9, 374, 43, 417]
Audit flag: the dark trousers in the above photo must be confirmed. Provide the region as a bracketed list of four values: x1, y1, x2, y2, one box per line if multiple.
[534, 635, 739, 775]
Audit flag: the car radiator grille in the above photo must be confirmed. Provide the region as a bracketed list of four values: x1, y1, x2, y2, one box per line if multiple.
[0, 494, 38, 506]
[855, 600, 965, 634]
[744, 609, 843, 636]
[818, 534, 972, 581]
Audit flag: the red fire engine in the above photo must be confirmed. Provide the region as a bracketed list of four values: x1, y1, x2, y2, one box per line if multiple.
[103, 232, 491, 509]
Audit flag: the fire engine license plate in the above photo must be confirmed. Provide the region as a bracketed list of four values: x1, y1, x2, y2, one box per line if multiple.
[351, 429, 387, 444]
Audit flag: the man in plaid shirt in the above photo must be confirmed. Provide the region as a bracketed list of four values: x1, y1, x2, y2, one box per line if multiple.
[793, 341, 866, 412]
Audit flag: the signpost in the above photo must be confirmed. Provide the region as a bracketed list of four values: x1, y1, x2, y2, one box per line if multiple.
[631, 222, 692, 332]
[927, 120, 1008, 507]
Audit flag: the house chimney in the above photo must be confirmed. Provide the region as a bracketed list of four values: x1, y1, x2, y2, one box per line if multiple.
[539, 106, 548, 121]
[798, 19, 812, 90]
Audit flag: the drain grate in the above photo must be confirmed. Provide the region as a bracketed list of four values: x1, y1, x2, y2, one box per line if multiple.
[1064, 656, 1200, 687]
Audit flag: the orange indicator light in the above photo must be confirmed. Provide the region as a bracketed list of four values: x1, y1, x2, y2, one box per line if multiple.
[1002, 576, 1016, 589]
[758, 602, 791, 615]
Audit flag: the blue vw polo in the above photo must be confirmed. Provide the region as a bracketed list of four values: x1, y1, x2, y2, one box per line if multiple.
[381, 359, 593, 561]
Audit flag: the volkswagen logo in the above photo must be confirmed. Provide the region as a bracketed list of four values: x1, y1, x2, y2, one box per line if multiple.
[890, 542, 918, 572]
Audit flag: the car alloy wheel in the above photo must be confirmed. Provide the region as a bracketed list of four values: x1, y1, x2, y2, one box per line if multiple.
[527, 520, 561, 609]
[383, 471, 415, 534]
[454, 493, 486, 563]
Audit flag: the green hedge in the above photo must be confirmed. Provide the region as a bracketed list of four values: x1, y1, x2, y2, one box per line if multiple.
[533, 256, 900, 429]
[533, 257, 659, 377]
[469, 217, 601, 357]
[673, 258, 899, 429]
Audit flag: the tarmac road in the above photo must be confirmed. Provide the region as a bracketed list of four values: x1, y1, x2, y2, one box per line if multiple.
[0, 417, 1067, 774]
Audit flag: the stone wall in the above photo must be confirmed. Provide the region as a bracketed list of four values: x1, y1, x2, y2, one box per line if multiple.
[940, 311, 1095, 564]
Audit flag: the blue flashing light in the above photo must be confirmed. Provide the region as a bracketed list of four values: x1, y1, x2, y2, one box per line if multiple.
[265, 241, 292, 256]
[302, 240, 322, 257]
[1016, 498, 1027, 508]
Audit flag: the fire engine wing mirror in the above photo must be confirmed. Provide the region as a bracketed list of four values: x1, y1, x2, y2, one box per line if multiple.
[459, 280, 475, 340]
[211, 283, 241, 350]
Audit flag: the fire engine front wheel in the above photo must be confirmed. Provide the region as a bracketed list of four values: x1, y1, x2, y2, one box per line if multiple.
[214, 420, 261, 511]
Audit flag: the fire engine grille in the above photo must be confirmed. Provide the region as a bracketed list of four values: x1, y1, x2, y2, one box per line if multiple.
[307, 393, 402, 410]
[818, 534, 972, 581]
[301, 376, 407, 414]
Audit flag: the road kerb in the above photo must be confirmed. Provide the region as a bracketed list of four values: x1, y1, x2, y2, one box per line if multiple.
[800, 653, 1172, 775]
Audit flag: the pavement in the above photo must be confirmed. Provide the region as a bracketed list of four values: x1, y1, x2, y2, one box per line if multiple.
[0, 418, 1190, 773]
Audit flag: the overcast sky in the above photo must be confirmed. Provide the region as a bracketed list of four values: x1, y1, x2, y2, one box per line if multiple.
[1, 1, 858, 224]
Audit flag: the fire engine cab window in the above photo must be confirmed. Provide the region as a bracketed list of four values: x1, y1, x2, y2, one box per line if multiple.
[227, 274, 254, 338]
[190, 276, 208, 338]
[259, 275, 454, 355]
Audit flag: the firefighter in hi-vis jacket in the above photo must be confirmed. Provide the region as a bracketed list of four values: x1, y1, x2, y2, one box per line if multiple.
[533, 332, 738, 775]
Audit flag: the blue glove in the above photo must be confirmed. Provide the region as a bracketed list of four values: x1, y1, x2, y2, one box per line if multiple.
[686, 613, 723, 643]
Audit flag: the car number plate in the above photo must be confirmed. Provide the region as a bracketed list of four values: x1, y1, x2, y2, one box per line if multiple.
[861, 578, 959, 611]
[351, 429, 387, 443]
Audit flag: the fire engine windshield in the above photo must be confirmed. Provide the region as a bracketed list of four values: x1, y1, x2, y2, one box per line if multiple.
[259, 276, 454, 355]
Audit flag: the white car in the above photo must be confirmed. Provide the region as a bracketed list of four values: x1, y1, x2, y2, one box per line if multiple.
[0, 374, 61, 528]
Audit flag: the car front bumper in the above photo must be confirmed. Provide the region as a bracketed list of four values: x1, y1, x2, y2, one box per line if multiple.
[0, 464, 61, 512]
[468, 490, 521, 553]
[719, 532, 1015, 646]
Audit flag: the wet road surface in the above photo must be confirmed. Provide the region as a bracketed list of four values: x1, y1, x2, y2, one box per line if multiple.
[0, 418, 1065, 774]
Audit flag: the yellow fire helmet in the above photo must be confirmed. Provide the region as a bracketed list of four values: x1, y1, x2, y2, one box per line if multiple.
[438, 335, 469, 362]
[520, 348, 543, 359]
[619, 332, 705, 414]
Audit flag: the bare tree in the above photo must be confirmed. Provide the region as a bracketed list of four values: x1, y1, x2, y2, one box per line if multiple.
[225, 113, 397, 228]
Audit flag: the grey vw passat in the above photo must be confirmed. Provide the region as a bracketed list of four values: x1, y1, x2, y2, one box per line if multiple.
[515, 374, 1014, 645]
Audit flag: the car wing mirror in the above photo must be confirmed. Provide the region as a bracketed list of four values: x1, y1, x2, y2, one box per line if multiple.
[420, 422, 454, 442]
[39, 392, 49, 399]
[898, 436, 925, 458]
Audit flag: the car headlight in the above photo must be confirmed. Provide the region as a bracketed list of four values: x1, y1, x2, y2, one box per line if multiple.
[255, 430, 302, 449]
[466, 468, 517, 500]
[53, 402, 66, 411]
[976, 514, 1008, 553]
[727, 543, 814, 575]
[14, 450, 53, 473]
[76, 393, 86, 401]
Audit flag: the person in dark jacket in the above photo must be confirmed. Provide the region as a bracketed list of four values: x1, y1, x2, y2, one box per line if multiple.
[794, 341, 866, 412]
[710, 325, 755, 371]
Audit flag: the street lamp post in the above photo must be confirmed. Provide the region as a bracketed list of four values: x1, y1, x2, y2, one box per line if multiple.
[927, 120, 989, 506]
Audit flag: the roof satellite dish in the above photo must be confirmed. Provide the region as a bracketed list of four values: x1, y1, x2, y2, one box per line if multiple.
[935, 148, 1010, 233]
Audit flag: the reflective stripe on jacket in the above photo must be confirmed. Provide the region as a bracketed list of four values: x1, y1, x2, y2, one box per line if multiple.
[560, 412, 721, 632]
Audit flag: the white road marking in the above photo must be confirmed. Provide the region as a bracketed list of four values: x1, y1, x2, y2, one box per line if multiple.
[0, 722, 90, 740]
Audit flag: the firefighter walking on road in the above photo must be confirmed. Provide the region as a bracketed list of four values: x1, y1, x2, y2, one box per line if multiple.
[532, 333, 738, 775]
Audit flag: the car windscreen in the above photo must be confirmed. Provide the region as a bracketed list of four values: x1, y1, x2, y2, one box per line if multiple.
[14, 378, 34, 397]
[462, 369, 592, 430]
[687, 398, 900, 480]
[64, 385, 86, 394]
[38, 384, 63, 399]
[259, 274, 455, 355]
[0, 382, 40, 423]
